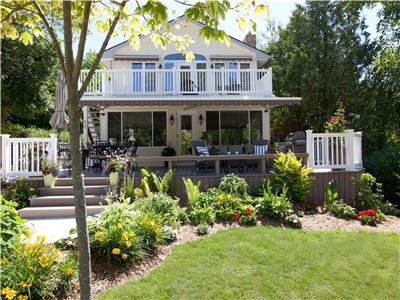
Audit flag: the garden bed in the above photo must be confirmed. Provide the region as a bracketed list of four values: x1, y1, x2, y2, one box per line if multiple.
[64, 213, 400, 299]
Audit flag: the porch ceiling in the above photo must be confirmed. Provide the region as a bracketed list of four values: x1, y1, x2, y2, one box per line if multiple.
[80, 96, 301, 107]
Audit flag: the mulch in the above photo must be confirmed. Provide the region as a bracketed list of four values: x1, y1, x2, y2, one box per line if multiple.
[63, 213, 400, 299]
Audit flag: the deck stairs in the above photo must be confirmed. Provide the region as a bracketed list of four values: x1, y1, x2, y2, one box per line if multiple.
[18, 177, 113, 219]
[88, 107, 100, 143]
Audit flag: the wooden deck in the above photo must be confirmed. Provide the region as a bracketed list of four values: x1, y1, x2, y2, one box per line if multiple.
[30, 166, 363, 206]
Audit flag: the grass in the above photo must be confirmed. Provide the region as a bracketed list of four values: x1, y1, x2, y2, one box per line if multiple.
[98, 227, 400, 300]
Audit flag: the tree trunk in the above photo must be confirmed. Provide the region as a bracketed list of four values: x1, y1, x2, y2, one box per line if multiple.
[67, 89, 92, 300]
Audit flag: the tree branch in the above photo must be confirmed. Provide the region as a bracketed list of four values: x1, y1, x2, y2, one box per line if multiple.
[79, 0, 128, 98]
[62, 1, 74, 86]
[32, 1, 67, 77]
[72, 1, 92, 83]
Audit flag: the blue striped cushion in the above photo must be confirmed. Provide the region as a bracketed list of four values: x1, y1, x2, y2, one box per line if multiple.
[196, 146, 210, 156]
[254, 145, 268, 155]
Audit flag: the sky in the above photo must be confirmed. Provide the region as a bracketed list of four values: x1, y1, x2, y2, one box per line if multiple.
[82, 0, 381, 55]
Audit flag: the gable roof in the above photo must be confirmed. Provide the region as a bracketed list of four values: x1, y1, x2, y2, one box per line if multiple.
[102, 15, 270, 60]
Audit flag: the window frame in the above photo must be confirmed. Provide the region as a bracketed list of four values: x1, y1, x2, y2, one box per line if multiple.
[106, 110, 168, 147]
[205, 109, 264, 145]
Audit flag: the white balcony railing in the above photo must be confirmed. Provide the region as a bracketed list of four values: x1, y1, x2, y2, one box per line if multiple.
[306, 129, 363, 171]
[1, 134, 58, 176]
[80, 68, 273, 97]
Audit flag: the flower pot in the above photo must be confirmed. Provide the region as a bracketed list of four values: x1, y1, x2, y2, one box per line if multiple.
[43, 174, 56, 188]
[109, 172, 119, 186]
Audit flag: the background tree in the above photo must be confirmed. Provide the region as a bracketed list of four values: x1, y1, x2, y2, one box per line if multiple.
[1, 1, 269, 298]
[1, 36, 58, 128]
[264, 1, 373, 138]
[82, 49, 105, 70]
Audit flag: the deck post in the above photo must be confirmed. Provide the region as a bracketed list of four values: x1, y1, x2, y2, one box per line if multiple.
[168, 160, 173, 170]
[1, 134, 10, 177]
[49, 134, 58, 163]
[260, 158, 266, 174]
[305, 130, 314, 169]
[345, 129, 355, 170]
[215, 159, 220, 175]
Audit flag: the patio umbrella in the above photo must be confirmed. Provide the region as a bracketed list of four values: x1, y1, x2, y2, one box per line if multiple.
[49, 73, 69, 129]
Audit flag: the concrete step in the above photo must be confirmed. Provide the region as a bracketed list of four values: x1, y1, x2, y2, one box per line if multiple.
[55, 177, 109, 186]
[19, 205, 105, 219]
[39, 185, 112, 196]
[30, 194, 107, 207]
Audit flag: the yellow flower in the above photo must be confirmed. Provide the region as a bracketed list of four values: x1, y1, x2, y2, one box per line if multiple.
[112, 248, 121, 255]
[125, 240, 132, 248]
[1, 287, 16, 300]
[122, 231, 129, 240]
[36, 235, 46, 242]
[18, 282, 31, 288]
[95, 231, 102, 240]
[65, 267, 74, 276]
[39, 255, 50, 267]
[149, 221, 156, 228]
[121, 253, 128, 260]
[17, 295, 28, 300]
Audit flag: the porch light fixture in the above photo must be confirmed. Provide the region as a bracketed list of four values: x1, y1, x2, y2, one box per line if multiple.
[169, 114, 174, 126]
[199, 114, 203, 125]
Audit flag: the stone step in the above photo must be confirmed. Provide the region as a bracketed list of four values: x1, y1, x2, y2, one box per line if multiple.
[55, 177, 109, 186]
[39, 185, 113, 196]
[30, 195, 107, 207]
[18, 205, 105, 219]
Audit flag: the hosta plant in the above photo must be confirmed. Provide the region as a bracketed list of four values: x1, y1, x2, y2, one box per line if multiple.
[196, 222, 209, 235]
[218, 174, 249, 197]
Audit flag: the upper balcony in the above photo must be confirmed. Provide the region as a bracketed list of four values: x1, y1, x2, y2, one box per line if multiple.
[80, 68, 273, 98]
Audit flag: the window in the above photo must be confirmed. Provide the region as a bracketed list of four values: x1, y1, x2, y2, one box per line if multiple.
[220, 111, 248, 145]
[132, 62, 156, 92]
[205, 110, 263, 145]
[108, 111, 167, 147]
[108, 112, 121, 145]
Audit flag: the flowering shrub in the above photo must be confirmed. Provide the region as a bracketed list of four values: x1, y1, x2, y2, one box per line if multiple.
[214, 192, 242, 221]
[40, 157, 58, 177]
[0, 236, 77, 299]
[88, 198, 168, 264]
[357, 209, 384, 226]
[324, 105, 346, 133]
[238, 206, 257, 226]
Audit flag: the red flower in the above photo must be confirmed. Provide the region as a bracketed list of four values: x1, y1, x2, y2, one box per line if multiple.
[233, 212, 240, 222]
[329, 116, 335, 123]
[245, 208, 251, 216]
[314, 200, 320, 207]
[357, 216, 361, 220]
[299, 203, 306, 210]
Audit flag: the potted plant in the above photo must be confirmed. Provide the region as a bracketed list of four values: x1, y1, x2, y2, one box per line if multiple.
[41, 157, 58, 188]
[161, 145, 176, 168]
[107, 158, 123, 186]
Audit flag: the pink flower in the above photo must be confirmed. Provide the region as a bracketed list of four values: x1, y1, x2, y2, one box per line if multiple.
[329, 116, 335, 123]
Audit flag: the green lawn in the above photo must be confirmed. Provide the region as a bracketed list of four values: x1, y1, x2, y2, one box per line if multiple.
[98, 227, 400, 300]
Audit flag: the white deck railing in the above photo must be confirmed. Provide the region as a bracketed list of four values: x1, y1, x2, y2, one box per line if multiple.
[80, 68, 273, 97]
[1, 134, 58, 176]
[306, 129, 362, 170]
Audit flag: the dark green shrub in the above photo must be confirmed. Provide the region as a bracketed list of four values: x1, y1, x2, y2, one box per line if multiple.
[271, 151, 312, 203]
[218, 174, 249, 197]
[0, 196, 29, 248]
[364, 145, 400, 205]
[353, 173, 385, 211]
[3, 178, 37, 209]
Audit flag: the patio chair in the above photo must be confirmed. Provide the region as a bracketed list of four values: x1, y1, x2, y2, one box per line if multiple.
[246, 139, 270, 172]
[191, 140, 214, 172]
